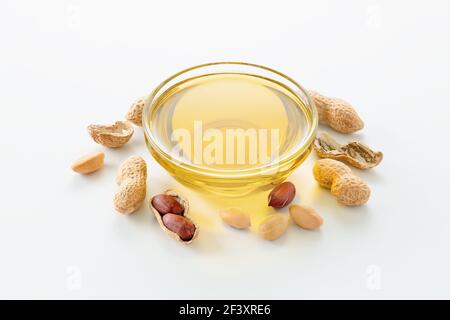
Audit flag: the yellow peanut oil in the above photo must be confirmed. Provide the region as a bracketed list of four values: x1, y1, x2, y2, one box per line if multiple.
[146, 73, 314, 196]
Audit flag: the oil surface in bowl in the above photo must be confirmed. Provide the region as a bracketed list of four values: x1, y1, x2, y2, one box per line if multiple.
[147, 73, 313, 195]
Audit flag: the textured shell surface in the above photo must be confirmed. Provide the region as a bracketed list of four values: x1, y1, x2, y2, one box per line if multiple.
[88, 121, 134, 148]
[328, 104, 364, 133]
[116, 156, 147, 185]
[114, 183, 146, 214]
[308, 90, 364, 133]
[331, 174, 370, 206]
[314, 132, 383, 169]
[126, 97, 146, 126]
[113, 156, 147, 214]
[313, 159, 352, 189]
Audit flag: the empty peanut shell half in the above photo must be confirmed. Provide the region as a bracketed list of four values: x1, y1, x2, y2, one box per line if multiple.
[150, 190, 198, 244]
[88, 121, 134, 148]
[314, 132, 383, 169]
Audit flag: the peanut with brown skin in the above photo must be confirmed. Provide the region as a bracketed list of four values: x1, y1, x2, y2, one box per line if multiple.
[308, 90, 364, 134]
[313, 159, 370, 206]
[268, 182, 296, 208]
[114, 156, 147, 214]
[162, 213, 196, 241]
[151, 194, 185, 216]
[71, 152, 105, 174]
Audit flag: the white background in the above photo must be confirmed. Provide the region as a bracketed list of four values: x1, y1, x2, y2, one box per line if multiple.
[1, 0, 449, 299]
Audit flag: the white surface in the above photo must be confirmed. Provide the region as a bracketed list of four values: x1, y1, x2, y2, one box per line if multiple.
[1, 0, 450, 299]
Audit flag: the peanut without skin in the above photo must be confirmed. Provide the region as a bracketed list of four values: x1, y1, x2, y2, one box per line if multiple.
[114, 156, 147, 214]
[289, 204, 323, 230]
[308, 90, 364, 134]
[219, 208, 251, 229]
[258, 214, 290, 241]
[71, 152, 105, 174]
[313, 159, 370, 206]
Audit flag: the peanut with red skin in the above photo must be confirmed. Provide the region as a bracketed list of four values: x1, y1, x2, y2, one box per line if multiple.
[151, 194, 184, 215]
[150, 190, 198, 244]
[162, 213, 195, 241]
[268, 182, 296, 208]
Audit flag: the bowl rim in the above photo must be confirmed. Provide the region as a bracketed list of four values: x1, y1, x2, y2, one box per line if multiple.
[142, 61, 318, 178]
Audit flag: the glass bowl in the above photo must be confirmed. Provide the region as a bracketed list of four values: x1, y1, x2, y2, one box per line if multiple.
[142, 62, 318, 196]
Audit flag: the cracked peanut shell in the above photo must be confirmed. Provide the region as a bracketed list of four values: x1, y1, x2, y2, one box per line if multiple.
[150, 190, 198, 244]
[314, 132, 383, 169]
[88, 121, 134, 148]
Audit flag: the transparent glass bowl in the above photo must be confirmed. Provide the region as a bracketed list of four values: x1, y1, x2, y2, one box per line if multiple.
[142, 62, 318, 196]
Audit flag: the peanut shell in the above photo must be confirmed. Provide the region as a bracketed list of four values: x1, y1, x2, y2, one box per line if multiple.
[331, 174, 370, 206]
[314, 132, 383, 169]
[308, 90, 364, 133]
[88, 121, 134, 148]
[126, 96, 146, 126]
[150, 190, 198, 244]
[313, 159, 370, 206]
[313, 159, 352, 189]
[114, 156, 147, 214]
